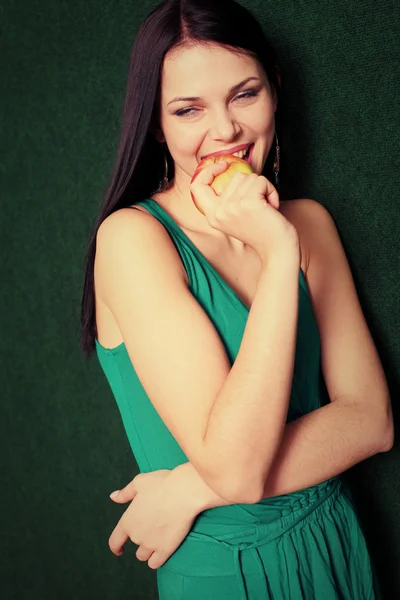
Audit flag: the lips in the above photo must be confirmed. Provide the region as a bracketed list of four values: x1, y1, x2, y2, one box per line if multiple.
[200, 143, 252, 161]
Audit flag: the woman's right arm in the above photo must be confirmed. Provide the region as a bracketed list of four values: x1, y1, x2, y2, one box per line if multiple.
[95, 207, 300, 504]
[203, 252, 300, 503]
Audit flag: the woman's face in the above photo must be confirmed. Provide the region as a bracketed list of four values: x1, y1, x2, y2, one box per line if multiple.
[156, 42, 277, 192]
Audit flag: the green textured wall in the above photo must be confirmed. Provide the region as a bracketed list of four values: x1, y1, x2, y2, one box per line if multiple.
[2, 0, 399, 598]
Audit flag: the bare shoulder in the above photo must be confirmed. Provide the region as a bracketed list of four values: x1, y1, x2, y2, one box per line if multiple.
[96, 205, 184, 263]
[280, 198, 332, 276]
[97, 204, 162, 232]
[95, 207, 189, 304]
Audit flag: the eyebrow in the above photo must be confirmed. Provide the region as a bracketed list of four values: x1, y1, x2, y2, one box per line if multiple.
[167, 76, 261, 106]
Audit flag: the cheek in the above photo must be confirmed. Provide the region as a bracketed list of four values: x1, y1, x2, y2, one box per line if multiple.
[169, 128, 202, 159]
[249, 100, 275, 132]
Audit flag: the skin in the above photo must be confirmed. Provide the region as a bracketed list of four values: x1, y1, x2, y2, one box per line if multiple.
[107, 40, 281, 566]
[106, 41, 394, 572]
[152, 41, 278, 254]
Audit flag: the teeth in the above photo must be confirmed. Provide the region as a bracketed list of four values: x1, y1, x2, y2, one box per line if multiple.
[201, 145, 251, 161]
[232, 148, 246, 158]
[232, 145, 251, 159]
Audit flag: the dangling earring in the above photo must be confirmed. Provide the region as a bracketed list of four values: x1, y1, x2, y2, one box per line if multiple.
[156, 143, 169, 192]
[273, 132, 280, 187]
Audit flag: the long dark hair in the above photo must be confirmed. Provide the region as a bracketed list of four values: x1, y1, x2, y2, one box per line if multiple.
[80, 0, 282, 358]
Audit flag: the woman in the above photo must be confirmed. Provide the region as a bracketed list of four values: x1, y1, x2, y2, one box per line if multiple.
[80, 0, 394, 598]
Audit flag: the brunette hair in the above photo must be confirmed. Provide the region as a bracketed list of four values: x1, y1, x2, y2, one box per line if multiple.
[80, 0, 282, 358]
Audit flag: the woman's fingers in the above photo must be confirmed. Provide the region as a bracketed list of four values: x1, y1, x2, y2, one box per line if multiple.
[263, 177, 280, 209]
[136, 545, 154, 562]
[147, 549, 170, 570]
[109, 480, 138, 502]
[136, 546, 168, 569]
[190, 161, 228, 217]
[108, 520, 129, 556]
[192, 160, 228, 186]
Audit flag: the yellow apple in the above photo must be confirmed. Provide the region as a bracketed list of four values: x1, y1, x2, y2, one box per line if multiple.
[190, 153, 254, 215]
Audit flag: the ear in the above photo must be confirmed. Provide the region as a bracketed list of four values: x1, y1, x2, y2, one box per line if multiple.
[153, 129, 165, 143]
[149, 121, 166, 144]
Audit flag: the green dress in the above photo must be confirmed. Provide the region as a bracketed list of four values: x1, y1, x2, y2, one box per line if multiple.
[95, 197, 381, 599]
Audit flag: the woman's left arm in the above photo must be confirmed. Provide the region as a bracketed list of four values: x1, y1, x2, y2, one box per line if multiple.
[180, 199, 395, 507]
[172, 395, 393, 514]
[184, 199, 394, 507]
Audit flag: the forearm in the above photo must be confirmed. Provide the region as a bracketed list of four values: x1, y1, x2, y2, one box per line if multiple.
[202, 252, 300, 500]
[261, 397, 389, 499]
[176, 397, 389, 513]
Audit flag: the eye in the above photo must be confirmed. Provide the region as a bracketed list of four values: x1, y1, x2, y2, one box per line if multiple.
[175, 107, 199, 117]
[174, 88, 260, 118]
[235, 89, 259, 101]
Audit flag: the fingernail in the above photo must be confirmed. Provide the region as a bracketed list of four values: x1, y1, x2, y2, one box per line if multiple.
[110, 490, 120, 499]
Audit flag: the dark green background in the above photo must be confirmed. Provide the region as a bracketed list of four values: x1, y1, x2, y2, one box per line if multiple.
[2, 0, 399, 598]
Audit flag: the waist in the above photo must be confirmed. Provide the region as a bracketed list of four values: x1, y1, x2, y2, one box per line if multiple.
[191, 476, 343, 538]
[160, 476, 346, 580]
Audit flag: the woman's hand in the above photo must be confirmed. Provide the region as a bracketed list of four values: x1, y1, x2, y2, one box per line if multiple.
[190, 162, 299, 264]
[108, 470, 199, 569]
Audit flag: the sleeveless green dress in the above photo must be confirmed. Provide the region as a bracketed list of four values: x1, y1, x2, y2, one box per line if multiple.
[95, 197, 381, 600]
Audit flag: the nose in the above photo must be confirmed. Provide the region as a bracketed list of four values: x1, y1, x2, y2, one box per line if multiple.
[209, 107, 241, 141]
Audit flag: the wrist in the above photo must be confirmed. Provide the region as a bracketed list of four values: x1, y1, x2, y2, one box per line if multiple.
[168, 463, 231, 514]
[261, 247, 300, 271]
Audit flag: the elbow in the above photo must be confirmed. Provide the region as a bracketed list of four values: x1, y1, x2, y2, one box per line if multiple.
[217, 471, 264, 505]
[240, 485, 264, 505]
[377, 401, 395, 452]
[380, 420, 395, 452]
[200, 451, 266, 504]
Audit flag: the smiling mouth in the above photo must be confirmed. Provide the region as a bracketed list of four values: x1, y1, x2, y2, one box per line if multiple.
[201, 144, 254, 162]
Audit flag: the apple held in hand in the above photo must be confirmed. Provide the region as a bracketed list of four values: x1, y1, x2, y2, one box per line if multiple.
[190, 153, 254, 215]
